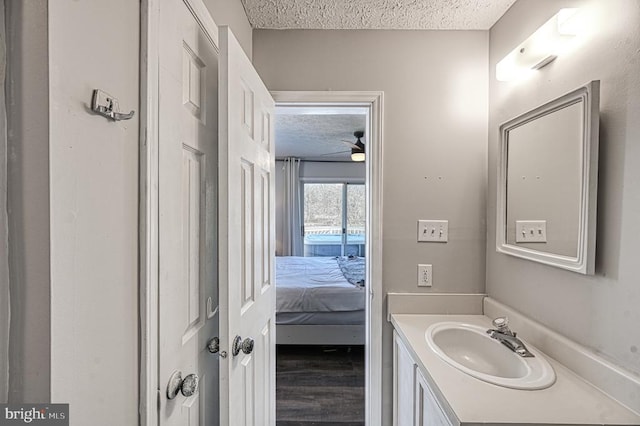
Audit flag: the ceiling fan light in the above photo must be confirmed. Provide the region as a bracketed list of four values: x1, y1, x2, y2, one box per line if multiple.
[351, 151, 365, 162]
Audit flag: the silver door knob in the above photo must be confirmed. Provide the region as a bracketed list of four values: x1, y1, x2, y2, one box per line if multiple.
[180, 373, 199, 397]
[232, 335, 255, 356]
[166, 371, 200, 400]
[207, 337, 227, 358]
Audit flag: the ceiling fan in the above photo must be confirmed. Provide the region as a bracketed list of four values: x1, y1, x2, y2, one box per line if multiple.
[341, 131, 365, 162]
[316, 130, 366, 161]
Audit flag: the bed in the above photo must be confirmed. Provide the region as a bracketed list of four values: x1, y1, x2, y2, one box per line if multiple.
[275, 256, 366, 345]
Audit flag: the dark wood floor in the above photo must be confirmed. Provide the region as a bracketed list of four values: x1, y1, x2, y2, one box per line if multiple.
[276, 345, 365, 426]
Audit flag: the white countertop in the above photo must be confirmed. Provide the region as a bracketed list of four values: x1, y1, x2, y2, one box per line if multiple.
[391, 314, 640, 426]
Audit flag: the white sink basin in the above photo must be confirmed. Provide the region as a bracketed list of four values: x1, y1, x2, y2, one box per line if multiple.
[425, 322, 556, 390]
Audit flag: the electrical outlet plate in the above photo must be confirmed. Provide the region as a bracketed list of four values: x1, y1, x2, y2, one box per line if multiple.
[515, 220, 547, 243]
[418, 220, 448, 242]
[417, 264, 432, 287]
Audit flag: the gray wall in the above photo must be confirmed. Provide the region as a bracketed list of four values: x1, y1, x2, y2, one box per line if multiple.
[487, 0, 640, 375]
[0, 0, 8, 404]
[5, 0, 51, 403]
[254, 30, 488, 423]
[203, 0, 253, 59]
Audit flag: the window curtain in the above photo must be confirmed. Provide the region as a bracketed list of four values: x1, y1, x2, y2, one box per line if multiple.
[281, 158, 304, 256]
[0, 0, 10, 403]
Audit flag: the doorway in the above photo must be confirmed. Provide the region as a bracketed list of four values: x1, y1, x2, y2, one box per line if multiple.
[139, 0, 383, 419]
[271, 92, 383, 426]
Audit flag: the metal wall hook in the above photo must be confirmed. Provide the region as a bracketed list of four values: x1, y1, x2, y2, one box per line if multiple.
[91, 89, 135, 121]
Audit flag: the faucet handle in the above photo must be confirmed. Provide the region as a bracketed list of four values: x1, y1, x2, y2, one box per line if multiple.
[492, 316, 509, 331]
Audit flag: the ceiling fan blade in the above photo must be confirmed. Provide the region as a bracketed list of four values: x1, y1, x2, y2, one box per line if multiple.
[319, 150, 351, 156]
[340, 140, 359, 149]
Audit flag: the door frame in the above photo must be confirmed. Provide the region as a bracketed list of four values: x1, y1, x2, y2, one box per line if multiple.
[272, 91, 384, 426]
[139, 0, 219, 425]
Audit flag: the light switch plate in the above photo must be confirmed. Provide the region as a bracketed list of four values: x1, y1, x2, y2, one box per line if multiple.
[417, 264, 432, 287]
[515, 220, 547, 243]
[418, 220, 448, 242]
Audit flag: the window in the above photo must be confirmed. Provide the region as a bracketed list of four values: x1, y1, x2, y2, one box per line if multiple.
[303, 182, 365, 257]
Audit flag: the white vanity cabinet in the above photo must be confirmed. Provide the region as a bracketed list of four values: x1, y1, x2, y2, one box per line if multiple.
[415, 368, 453, 426]
[393, 330, 416, 426]
[393, 331, 454, 426]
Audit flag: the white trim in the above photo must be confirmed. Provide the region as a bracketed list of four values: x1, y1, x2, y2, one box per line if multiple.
[272, 91, 384, 426]
[386, 293, 486, 319]
[496, 81, 599, 275]
[179, 0, 219, 50]
[139, 1, 218, 425]
[139, 1, 159, 425]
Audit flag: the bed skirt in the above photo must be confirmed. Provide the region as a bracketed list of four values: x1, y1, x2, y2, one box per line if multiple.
[276, 323, 365, 345]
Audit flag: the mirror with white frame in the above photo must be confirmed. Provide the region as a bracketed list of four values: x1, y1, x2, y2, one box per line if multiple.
[497, 81, 600, 274]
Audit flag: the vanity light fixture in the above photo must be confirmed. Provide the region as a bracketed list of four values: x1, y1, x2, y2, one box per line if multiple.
[496, 8, 580, 82]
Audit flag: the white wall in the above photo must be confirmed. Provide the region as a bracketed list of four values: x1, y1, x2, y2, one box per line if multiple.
[5, 0, 51, 403]
[487, 0, 640, 375]
[274, 160, 365, 254]
[254, 30, 488, 424]
[47, 1, 140, 424]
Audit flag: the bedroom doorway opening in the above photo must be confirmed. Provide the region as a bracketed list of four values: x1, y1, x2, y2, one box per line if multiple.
[271, 92, 383, 426]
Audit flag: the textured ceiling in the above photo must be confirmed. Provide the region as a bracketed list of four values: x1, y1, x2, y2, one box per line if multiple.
[242, 0, 517, 30]
[275, 108, 367, 161]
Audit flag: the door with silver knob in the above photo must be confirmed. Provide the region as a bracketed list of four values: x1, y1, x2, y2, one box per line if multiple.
[157, 0, 220, 424]
[218, 26, 277, 426]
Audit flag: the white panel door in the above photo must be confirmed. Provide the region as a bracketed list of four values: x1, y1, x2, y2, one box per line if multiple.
[158, 0, 219, 425]
[218, 26, 276, 426]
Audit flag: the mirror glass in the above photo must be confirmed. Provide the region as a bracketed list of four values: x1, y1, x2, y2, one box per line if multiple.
[497, 81, 600, 274]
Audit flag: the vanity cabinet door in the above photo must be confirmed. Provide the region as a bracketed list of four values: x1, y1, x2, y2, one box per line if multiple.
[393, 331, 416, 426]
[415, 369, 453, 426]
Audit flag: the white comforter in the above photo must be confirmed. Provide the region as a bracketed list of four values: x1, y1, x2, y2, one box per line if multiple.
[275, 256, 365, 313]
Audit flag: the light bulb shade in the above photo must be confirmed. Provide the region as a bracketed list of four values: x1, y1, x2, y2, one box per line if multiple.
[351, 151, 365, 162]
[351, 137, 365, 161]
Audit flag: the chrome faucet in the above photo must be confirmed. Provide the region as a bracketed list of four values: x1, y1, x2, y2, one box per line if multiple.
[486, 317, 534, 357]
